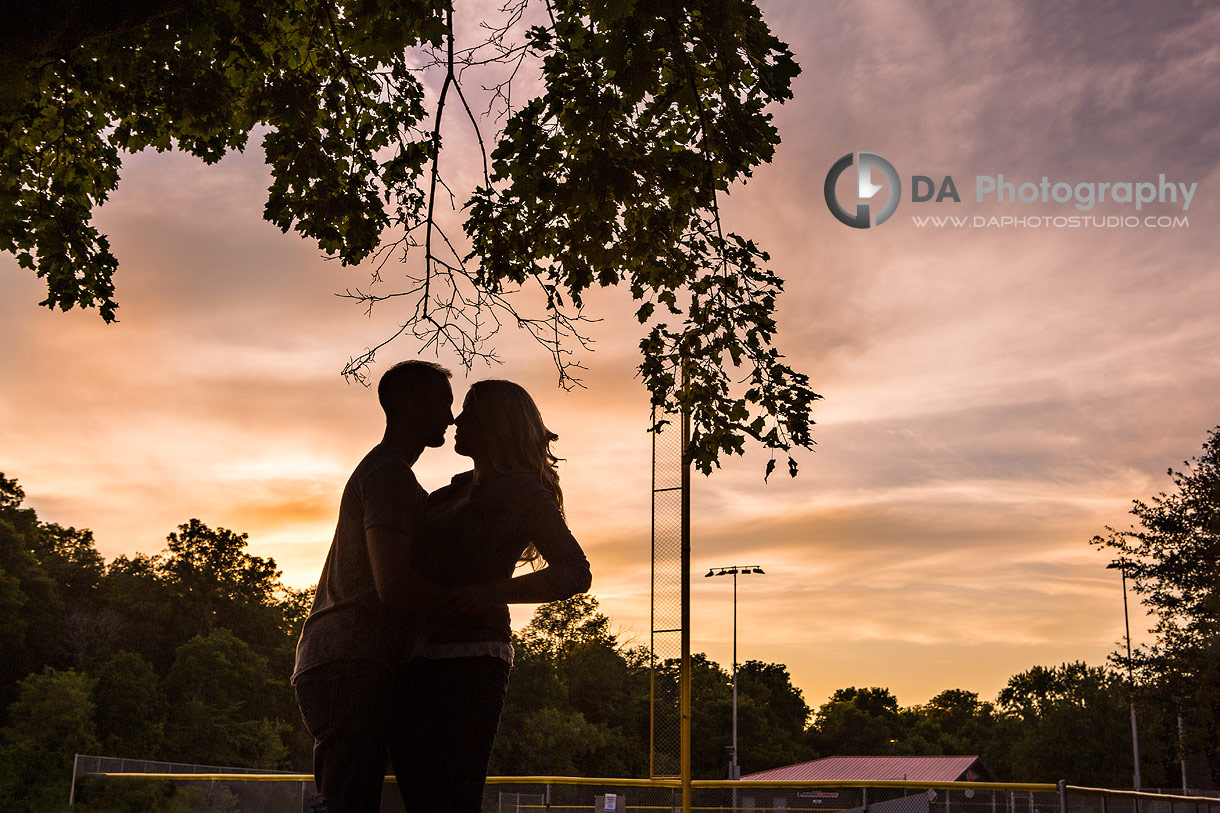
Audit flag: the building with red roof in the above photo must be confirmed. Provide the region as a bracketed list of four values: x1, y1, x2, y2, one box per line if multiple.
[743, 755, 996, 783]
[736, 756, 997, 813]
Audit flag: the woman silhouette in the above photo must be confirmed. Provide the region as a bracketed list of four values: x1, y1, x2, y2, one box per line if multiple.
[395, 379, 592, 812]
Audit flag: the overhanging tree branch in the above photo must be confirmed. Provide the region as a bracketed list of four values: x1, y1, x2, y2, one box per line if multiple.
[2, 0, 818, 477]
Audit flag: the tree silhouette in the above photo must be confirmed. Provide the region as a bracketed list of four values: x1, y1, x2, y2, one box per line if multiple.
[0, 0, 818, 477]
[1092, 427, 1220, 784]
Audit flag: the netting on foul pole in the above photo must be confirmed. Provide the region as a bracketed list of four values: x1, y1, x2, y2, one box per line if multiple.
[650, 406, 682, 778]
[650, 382, 692, 810]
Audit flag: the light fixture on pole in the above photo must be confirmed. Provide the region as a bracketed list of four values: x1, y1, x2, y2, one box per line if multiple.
[1107, 560, 1142, 790]
[705, 564, 765, 782]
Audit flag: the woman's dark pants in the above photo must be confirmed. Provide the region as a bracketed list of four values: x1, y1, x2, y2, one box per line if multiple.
[391, 656, 511, 813]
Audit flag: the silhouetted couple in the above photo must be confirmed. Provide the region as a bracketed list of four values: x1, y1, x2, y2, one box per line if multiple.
[292, 361, 592, 812]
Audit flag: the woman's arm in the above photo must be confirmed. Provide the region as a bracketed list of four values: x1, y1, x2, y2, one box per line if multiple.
[468, 568, 571, 605]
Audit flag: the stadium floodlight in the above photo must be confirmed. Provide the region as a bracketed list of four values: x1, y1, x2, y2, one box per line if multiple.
[1107, 560, 1142, 790]
[705, 564, 765, 786]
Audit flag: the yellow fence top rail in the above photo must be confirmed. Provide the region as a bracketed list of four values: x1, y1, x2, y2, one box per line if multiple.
[488, 776, 684, 788]
[1067, 786, 1220, 805]
[95, 773, 320, 782]
[92, 773, 1059, 792]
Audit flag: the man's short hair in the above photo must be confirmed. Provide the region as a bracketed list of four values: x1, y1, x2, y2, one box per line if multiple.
[378, 360, 452, 417]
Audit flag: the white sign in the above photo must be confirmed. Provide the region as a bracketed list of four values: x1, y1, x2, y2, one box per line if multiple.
[605, 793, 617, 811]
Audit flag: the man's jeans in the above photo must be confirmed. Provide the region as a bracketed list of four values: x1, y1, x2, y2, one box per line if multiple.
[295, 659, 392, 813]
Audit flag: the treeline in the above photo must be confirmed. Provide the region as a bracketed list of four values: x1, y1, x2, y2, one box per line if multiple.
[499, 603, 1192, 788]
[1, 458, 1217, 811]
[0, 475, 311, 810]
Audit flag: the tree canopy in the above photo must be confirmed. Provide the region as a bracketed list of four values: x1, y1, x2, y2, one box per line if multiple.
[995, 662, 1142, 788]
[1092, 426, 1220, 782]
[0, 0, 818, 477]
[0, 473, 304, 808]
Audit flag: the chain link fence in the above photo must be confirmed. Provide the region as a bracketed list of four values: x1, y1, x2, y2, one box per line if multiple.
[70, 766, 1220, 813]
[69, 754, 328, 811]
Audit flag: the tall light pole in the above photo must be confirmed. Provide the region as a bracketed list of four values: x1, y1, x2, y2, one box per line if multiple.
[705, 565, 765, 782]
[1107, 560, 1142, 790]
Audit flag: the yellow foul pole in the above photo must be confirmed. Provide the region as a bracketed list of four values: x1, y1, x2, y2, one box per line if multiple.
[680, 363, 692, 813]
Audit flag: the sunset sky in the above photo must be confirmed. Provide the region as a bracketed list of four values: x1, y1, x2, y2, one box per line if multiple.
[3, 1, 1218, 712]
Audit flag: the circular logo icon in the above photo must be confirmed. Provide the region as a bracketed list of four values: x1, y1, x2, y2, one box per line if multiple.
[824, 152, 902, 228]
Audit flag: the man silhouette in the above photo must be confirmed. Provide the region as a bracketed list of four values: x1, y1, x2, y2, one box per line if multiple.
[292, 360, 454, 812]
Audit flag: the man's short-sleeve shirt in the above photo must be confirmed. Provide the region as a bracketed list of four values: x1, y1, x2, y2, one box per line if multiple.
[292, 444, 427, 681]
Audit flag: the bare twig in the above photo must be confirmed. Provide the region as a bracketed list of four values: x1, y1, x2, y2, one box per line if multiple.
[340, 0, 595, 389]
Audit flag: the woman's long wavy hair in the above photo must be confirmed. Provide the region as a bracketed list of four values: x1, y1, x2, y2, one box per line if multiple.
[464, 379, 563, 564]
